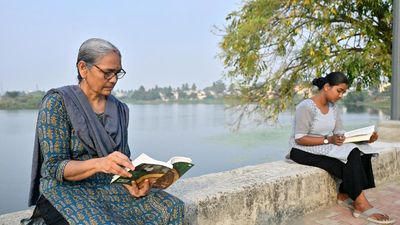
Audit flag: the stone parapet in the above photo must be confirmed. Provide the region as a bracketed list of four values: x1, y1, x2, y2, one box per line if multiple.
[378, 120, 400, 142]
[1, 142, 399, 225]
[167, 141, 400, 225]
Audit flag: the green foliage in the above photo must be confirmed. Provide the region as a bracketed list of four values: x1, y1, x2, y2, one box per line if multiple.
[121, 82, 227, 104]
[204, 80, 226, 95]
[191, 83, 197, 91]
[4, 91, 20, 98]
[0, 91, 45, 109]
[343, 91, 366, 107]
[220, 0, 392, 122]
[0, 82, 230, 109]
[344, 87, 391, 109]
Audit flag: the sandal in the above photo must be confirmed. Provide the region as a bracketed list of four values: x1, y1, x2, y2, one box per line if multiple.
[337, 198, 354, 210]
[353, 207, 395, 224]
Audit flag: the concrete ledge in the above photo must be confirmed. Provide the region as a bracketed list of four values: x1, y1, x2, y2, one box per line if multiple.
[167, 141, 400, 225]
[378, 120, 400, 142]
[1, 142, 399, 225]
[0, 210, 32, 225]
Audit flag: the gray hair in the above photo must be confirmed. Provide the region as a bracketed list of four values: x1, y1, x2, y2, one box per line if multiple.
[76, 38, 121, 82]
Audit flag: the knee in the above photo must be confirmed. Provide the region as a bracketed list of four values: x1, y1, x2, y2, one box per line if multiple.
[171, 195, 185, 212]
[347, 148, 361, 161]
[157, 190, 185, 212]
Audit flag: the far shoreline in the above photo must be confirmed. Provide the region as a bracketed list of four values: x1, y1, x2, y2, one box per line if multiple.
[0, 98, 227, 110]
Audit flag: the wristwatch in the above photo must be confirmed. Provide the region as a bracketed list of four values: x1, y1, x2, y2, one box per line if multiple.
[323, 135, 329, 144]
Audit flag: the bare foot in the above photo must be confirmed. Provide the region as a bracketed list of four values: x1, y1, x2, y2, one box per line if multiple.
[353, 202, 390, 221]
[351, 191, 394, 223]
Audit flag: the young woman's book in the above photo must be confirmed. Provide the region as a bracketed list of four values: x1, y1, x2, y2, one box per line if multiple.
[343, 125, 375, 143]
[110, 153, 194, 189]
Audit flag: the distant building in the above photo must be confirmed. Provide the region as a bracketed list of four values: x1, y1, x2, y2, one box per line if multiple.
[197, 90, 207, 100]
[172, 90, 179, 100]
[114, 90, 127, 98]
[159, 92, 169, 101]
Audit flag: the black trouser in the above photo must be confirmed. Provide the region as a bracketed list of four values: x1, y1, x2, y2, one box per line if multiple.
[36, 195, 69, 225]
[290, 148, 375, 200]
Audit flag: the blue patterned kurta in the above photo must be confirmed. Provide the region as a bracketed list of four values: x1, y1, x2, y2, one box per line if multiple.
[37, 93, 184, 225]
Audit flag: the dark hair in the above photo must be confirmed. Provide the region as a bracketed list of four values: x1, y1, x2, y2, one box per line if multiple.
[76, 38, 121, 83]
[312, 72, 349, 90]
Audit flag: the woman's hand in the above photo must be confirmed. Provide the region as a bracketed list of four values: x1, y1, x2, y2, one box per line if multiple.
[329, 134, 345, 146]
[368, 132, 378, 143]
[123, 180, 151, 198]
[64, 151, 134, 181]
[96, 151, 135, 177]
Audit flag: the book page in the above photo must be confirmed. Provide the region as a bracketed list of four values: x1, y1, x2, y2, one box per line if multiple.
[133, 153, 172, 169]
[343, 125, 375, 143]
[167, 156, 192, 165]
[111, 154, 194, 185]
[344, 125, 375, 138]
[110, 153, 172, 183]
[343, 134, 372, 143]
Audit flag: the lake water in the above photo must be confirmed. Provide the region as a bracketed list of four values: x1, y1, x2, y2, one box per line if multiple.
[0, 104, 389, 214]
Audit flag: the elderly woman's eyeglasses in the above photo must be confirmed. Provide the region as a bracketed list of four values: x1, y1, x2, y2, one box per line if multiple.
[93, 64, 126, 80]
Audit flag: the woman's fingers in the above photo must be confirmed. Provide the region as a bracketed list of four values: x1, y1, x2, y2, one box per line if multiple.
[123, 180, 150, 198]
[333, 134, 344, 144]
[108, 152, 135, 169]
[109, 152, 135, 171]
[123, 182, 140, 197]
[98, 152, 135, 176]
[110, 156, 135, 172]
[129, 181, 140, 196]
[140, 179, 150, 196]
[110, 163, 132, 177]
[368, 132, 378, 143]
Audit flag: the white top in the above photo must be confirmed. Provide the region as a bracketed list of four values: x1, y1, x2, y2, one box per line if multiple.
[288, 99, 377, 163]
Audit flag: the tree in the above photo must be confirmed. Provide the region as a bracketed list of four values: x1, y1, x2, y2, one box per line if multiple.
[228, 83, 235, 93]
[220, 0, 392, 122]
[4, 91, 21, 98]
[191, 83, 197, 91]
[204, 80, 226, 95]
[131, 86, 146, 100]
[212, 80, 226, 94]
[181, 83, 190, 91]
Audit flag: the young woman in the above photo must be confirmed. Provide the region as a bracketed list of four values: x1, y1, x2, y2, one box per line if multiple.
[288, 72, 395, 224]
[24, 38, 184, 224]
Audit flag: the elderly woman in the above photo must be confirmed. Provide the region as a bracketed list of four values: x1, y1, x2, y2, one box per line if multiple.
[24, 38, 184, 224]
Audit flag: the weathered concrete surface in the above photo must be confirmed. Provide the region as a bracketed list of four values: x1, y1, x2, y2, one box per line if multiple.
[169, 161, 338, 225]
[283, 177, 400, 225]
[167, 142, 400, 225]
[1, 142, 399, 225]
[378, 120, 400, 142]
[0, 210, 32, 225]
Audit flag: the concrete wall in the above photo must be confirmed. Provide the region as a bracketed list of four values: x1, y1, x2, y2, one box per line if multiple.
[1, 142, 399, 225]
[378, 120, 400, 142]
[167, 142, 400, 225]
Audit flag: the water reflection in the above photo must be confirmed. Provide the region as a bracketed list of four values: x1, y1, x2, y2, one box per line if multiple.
[341, 105, 390, 121]
[345, 104, 366, 113]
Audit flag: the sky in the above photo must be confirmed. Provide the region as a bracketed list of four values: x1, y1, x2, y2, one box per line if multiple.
[0, 0, 241, 92]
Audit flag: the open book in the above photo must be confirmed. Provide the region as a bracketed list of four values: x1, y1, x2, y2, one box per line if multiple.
[111, 153, 194, 189]
[343, 125, 375, 143]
